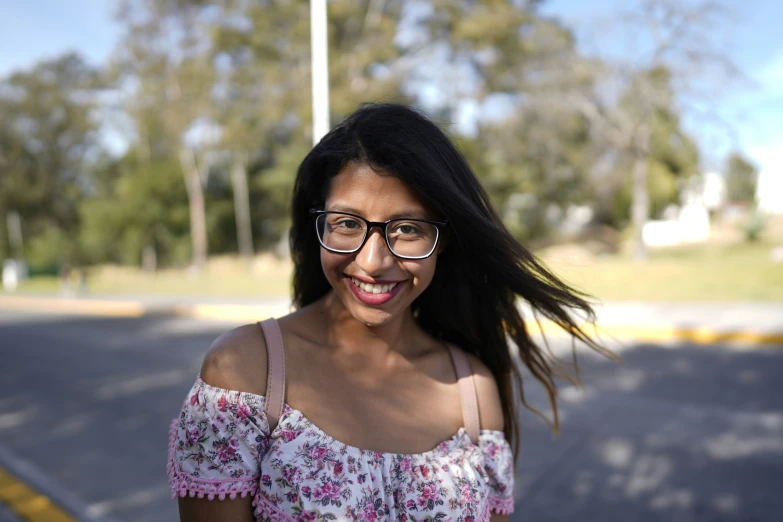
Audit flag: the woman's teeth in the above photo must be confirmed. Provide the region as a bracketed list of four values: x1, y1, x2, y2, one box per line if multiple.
[350, 277, 400, 294]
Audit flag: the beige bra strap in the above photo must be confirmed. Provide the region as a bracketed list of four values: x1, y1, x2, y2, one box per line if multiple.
[447, 343, 481, 443]
[258, 318, 286, 432]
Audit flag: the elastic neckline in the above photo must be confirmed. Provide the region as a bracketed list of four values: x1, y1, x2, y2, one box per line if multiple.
[282, 402, 472, 459]
[195, 377, 506, 459]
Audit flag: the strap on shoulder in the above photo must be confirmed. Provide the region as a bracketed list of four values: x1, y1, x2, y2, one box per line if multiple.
[258, 318, 286, 433]
[447, 343, 481, 443]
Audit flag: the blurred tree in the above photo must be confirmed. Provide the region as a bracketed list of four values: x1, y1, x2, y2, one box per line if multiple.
[110, 0, 409, 269]
[208, 0, 311, 262]
[470, 104, 593, 242]
[593, 78, 700, 229]
[1, 0, 725, 272]
[209, 0, 408, 250]
[559, 0, 739, 260]
[80, 152, 191, 267]
[411, 0, 557, 111]
[405, 0, 597, 242]
[725, 152, 757, 204]
[0, 53, 100, 268]
[114, 0, 217, 272]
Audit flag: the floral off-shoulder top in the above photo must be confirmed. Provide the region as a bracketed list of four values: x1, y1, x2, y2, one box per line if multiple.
[167, 339, 515, 522]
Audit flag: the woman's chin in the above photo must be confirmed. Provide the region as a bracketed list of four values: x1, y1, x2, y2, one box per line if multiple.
[347, 301, 394, 326]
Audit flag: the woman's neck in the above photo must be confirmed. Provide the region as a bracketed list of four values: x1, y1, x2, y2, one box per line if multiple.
[314, 290, 424, 363]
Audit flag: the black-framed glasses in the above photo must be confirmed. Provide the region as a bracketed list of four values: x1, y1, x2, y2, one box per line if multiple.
[309, 209, 448, 260]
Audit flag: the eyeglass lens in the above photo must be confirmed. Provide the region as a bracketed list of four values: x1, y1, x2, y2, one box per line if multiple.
[315, 212, 438, 258]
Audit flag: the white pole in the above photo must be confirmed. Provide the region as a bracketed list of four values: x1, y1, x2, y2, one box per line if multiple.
[310, 0, 330, 146]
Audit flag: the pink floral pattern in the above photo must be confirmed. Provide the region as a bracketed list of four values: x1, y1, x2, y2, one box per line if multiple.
[168, 377, 515, 521]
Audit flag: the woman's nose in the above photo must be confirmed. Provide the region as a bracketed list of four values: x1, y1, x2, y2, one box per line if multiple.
[355, 228, 394, 271]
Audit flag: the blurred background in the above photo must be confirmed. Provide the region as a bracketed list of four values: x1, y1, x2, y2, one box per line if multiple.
[0, 1, 781, 521]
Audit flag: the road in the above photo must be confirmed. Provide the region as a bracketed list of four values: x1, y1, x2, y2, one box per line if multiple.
[1, 310, 781, 521]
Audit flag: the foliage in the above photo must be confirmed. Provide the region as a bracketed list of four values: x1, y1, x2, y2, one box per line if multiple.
[0, 53, 101, 267]
[742, 208, 766, 243]
[725, 152, 758, 204]
[0, 0, 741, 270]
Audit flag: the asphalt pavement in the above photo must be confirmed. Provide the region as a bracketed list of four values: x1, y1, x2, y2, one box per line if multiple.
[0, 308, 782, 521]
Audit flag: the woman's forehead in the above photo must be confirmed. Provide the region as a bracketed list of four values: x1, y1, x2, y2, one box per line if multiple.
[325, 162, 433, 219]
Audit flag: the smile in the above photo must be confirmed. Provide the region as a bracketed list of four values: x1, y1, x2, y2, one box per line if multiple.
[350, 277, 400, 294]
[346, 276, 406, 305]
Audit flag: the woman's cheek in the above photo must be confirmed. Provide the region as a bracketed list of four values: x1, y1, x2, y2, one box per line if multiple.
[320, 250, 345, 284]
[403, 259, 437, 296]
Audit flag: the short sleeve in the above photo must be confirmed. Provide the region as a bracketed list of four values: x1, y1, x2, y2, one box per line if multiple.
[478, 431, 515, 515]
[167, 377, 270, 500]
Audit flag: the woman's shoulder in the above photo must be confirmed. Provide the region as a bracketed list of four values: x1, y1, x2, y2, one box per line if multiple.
[460, 349, 505, 432]
[200, 322, 269, 397]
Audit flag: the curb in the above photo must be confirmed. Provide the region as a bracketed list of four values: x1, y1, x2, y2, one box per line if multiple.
[0, 443, 120, 522]
[528, 320, 783, 346]
[173, 302, 293, 323]
[2, 295, 782, 346]
[0, 296, 145, 318]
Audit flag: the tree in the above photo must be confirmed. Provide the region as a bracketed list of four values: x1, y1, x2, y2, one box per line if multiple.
[0, 53, 101, 267]
[725, 152, 757, 204]
[80, 151, 191, 267]
[209, 0, 408, 252]
[114, 0, 217, 272]
[558, 0, 739, 260]
[403, 1, 596, 241]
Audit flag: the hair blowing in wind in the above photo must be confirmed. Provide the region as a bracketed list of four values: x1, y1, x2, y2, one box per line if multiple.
[289, 103, 617, 466]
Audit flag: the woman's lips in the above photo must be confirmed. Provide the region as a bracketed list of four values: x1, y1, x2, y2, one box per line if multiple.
[345, 276, 406, 305]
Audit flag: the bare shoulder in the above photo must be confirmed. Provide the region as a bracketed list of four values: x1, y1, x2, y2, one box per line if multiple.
[200, 323, 268, 396]
[464, 352, 505, 432]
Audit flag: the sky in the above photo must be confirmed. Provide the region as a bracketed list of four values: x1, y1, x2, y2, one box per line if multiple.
[0, 0, 780, 176]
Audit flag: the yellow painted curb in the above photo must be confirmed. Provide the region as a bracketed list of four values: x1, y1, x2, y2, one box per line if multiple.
[0, 467, 76, 522]
[0, 295, 145, 318]
[176, 303, 293, 323]
[525, 321, 783, 345]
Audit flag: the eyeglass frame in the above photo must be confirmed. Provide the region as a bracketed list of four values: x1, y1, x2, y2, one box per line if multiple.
[309, 208, 449, 260]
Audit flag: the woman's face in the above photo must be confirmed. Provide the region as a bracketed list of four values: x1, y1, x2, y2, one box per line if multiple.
[320, 161, 445, 326]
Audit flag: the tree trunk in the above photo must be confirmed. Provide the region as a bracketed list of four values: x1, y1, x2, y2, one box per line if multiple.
[230, 154, 254, 267]
[142, 243, 157, 274]
[6, 211, 23, 258]
[631, 124, 650, 262]
[178, 148, 208, 272]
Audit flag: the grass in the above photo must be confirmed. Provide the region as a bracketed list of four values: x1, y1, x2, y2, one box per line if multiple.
[15, 255, 292, 298]
[10, 221, 783, 302]
[539, 240, 783, 302]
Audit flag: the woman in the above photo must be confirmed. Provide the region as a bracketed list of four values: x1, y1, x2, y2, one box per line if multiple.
[168, 103, 607, 521]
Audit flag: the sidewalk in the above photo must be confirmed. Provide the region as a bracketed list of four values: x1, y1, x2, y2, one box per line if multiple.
[1, 292, 782, 345]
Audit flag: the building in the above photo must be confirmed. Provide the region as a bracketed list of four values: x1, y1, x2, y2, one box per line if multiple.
[756, 169, 783, 214]
[701, 171, 726, 211]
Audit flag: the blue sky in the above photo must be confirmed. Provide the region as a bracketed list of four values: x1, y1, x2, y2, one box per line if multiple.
[0, 0, 780, 175]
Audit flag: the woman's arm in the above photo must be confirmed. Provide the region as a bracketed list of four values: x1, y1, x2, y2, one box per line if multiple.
[175, 325, 270, 522]
[469, 354, 516, 521]
[178, 497, 255, 522]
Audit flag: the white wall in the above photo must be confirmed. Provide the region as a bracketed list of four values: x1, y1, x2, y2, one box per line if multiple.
[756, 169, 783, 214]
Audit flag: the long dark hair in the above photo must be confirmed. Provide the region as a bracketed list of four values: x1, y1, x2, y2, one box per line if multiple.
[289, 103, 613, 465]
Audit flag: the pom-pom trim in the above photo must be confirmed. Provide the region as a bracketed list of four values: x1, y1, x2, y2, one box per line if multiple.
[167, 418, 260, 500]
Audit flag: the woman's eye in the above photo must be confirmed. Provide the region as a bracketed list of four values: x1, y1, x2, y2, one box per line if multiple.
[395, 224, 421, 235]
[336, 219, 360, 229]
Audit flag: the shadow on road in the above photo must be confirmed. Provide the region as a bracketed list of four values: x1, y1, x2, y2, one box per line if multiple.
[1, 313, 229, 522]
[1, 313, 781, 521]
[514, 341, 783, 521]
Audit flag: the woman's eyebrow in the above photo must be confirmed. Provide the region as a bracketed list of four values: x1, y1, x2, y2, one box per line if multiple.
[328, 204, 429, 220]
